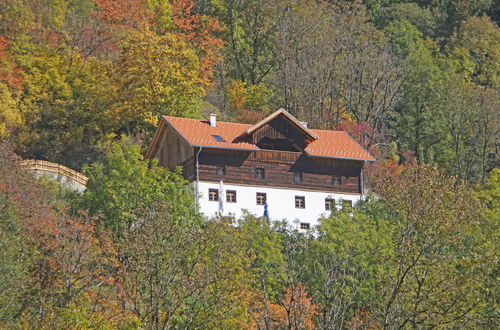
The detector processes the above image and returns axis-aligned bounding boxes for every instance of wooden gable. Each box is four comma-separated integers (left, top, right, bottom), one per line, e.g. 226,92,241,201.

250,115,309,151
240,109,318,152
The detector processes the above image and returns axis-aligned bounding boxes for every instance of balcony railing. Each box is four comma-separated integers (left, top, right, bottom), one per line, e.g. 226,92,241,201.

250,150,302,163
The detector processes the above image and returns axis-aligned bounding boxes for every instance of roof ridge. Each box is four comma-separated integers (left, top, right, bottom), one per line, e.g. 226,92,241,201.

163,115,252,126
150,114,375,162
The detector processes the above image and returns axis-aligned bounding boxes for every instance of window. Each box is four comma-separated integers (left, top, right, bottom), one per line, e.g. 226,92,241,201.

332,175,341,185
256,192,266,205
216,165,226,176
293,171,303,183
256,168,265,179
208,189,219,201
341,199,352,210
325,198,335,211
226,190,237,203
212,134,226,142
300,222,310,230
295,196,305,208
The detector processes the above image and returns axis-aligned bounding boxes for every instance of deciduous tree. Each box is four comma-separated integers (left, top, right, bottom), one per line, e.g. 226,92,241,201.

111,29,205,132
370,161,482,327
78,139,199,237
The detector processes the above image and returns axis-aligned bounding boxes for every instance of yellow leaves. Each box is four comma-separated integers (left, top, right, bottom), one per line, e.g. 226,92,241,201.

449,16,500,88
111,29,205,128
338,104,355,123
0,82,21,140
227,80,247,110
144,111,159,127
226,80,275,123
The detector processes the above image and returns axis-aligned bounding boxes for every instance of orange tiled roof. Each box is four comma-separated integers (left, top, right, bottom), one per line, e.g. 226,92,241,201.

159,115,375,162
163,116,259,151
305,129,375,161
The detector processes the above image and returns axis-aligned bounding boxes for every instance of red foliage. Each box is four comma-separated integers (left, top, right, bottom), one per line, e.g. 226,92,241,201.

0,143,121,316
236,109,266,124
348,306,380,329
280,282,318,329
94,0,149,28
26,211,120,307
247,282,318,329
0,34,23,89
172,0,224,82
334,121,379,149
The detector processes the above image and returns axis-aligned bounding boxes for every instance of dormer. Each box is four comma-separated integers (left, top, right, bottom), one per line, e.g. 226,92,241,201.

238,109,318,152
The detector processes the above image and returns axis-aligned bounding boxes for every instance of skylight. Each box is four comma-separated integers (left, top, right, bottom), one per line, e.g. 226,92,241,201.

212,135,226,142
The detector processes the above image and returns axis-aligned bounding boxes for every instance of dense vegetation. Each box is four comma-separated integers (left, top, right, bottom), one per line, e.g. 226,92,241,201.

0,0,498,328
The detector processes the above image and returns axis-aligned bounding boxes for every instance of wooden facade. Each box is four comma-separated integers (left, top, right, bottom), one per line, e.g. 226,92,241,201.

152,111,367,195
155,124,193,170
192,149,362,194
241,115,314,152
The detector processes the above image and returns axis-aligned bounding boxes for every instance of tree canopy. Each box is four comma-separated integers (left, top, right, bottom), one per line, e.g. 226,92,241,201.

0,0,498,327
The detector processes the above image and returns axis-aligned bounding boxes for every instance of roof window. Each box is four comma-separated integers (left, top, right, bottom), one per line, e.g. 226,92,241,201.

212,135,226,142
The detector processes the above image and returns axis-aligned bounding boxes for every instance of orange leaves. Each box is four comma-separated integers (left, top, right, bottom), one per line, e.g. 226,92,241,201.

0,34,23,89
0,145,120,315
94,0,149,29
280,282,318,330
172,0,224,82
247,283,318,329
25,210,121,314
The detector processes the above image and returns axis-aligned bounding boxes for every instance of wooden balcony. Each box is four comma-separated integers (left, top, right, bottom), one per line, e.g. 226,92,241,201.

249,150,303,164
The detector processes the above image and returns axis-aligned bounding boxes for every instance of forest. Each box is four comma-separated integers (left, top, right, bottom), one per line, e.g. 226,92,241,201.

0,0,498,328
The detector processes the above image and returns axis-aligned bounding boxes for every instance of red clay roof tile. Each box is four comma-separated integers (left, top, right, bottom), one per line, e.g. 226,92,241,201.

160,115,375,162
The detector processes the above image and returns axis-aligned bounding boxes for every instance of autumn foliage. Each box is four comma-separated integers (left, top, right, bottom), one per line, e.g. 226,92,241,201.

172,0,224,81
0,0,498,327
248,282,318,329
0,35,23,89
94,0,149,28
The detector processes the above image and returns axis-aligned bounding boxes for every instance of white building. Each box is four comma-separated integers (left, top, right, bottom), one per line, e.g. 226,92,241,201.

146,109,374,229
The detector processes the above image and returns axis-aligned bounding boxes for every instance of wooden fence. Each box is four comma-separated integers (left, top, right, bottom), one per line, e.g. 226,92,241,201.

20,159,88,186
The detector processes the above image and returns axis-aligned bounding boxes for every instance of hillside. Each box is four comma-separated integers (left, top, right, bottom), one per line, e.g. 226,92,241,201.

0,0,498,328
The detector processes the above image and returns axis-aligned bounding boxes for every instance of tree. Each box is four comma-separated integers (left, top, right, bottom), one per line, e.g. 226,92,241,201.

375,2,445,38
94,0,150,29
111,29,205,132
448,15,500,88
272,0,401,132
226,80,274,123
0,82,21,140
14,49,115,169
306,202,394,328
0,35,23,140
171,0,224,82
471,169,500,327
386,20,449,163
25,212,121,327
237,214,286,328
118,208,253,328
0,144,34,326
249,282,317,329
209,0,277,84
436,74,499,183
0,143,126,328
369,160,482,327
78,139,199,237
0,35,23,89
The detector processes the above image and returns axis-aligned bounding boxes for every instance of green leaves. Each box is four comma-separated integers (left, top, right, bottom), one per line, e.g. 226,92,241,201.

78,138,200,237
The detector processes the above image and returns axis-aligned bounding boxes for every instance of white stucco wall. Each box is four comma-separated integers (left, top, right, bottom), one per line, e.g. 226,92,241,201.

196,181,362,229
